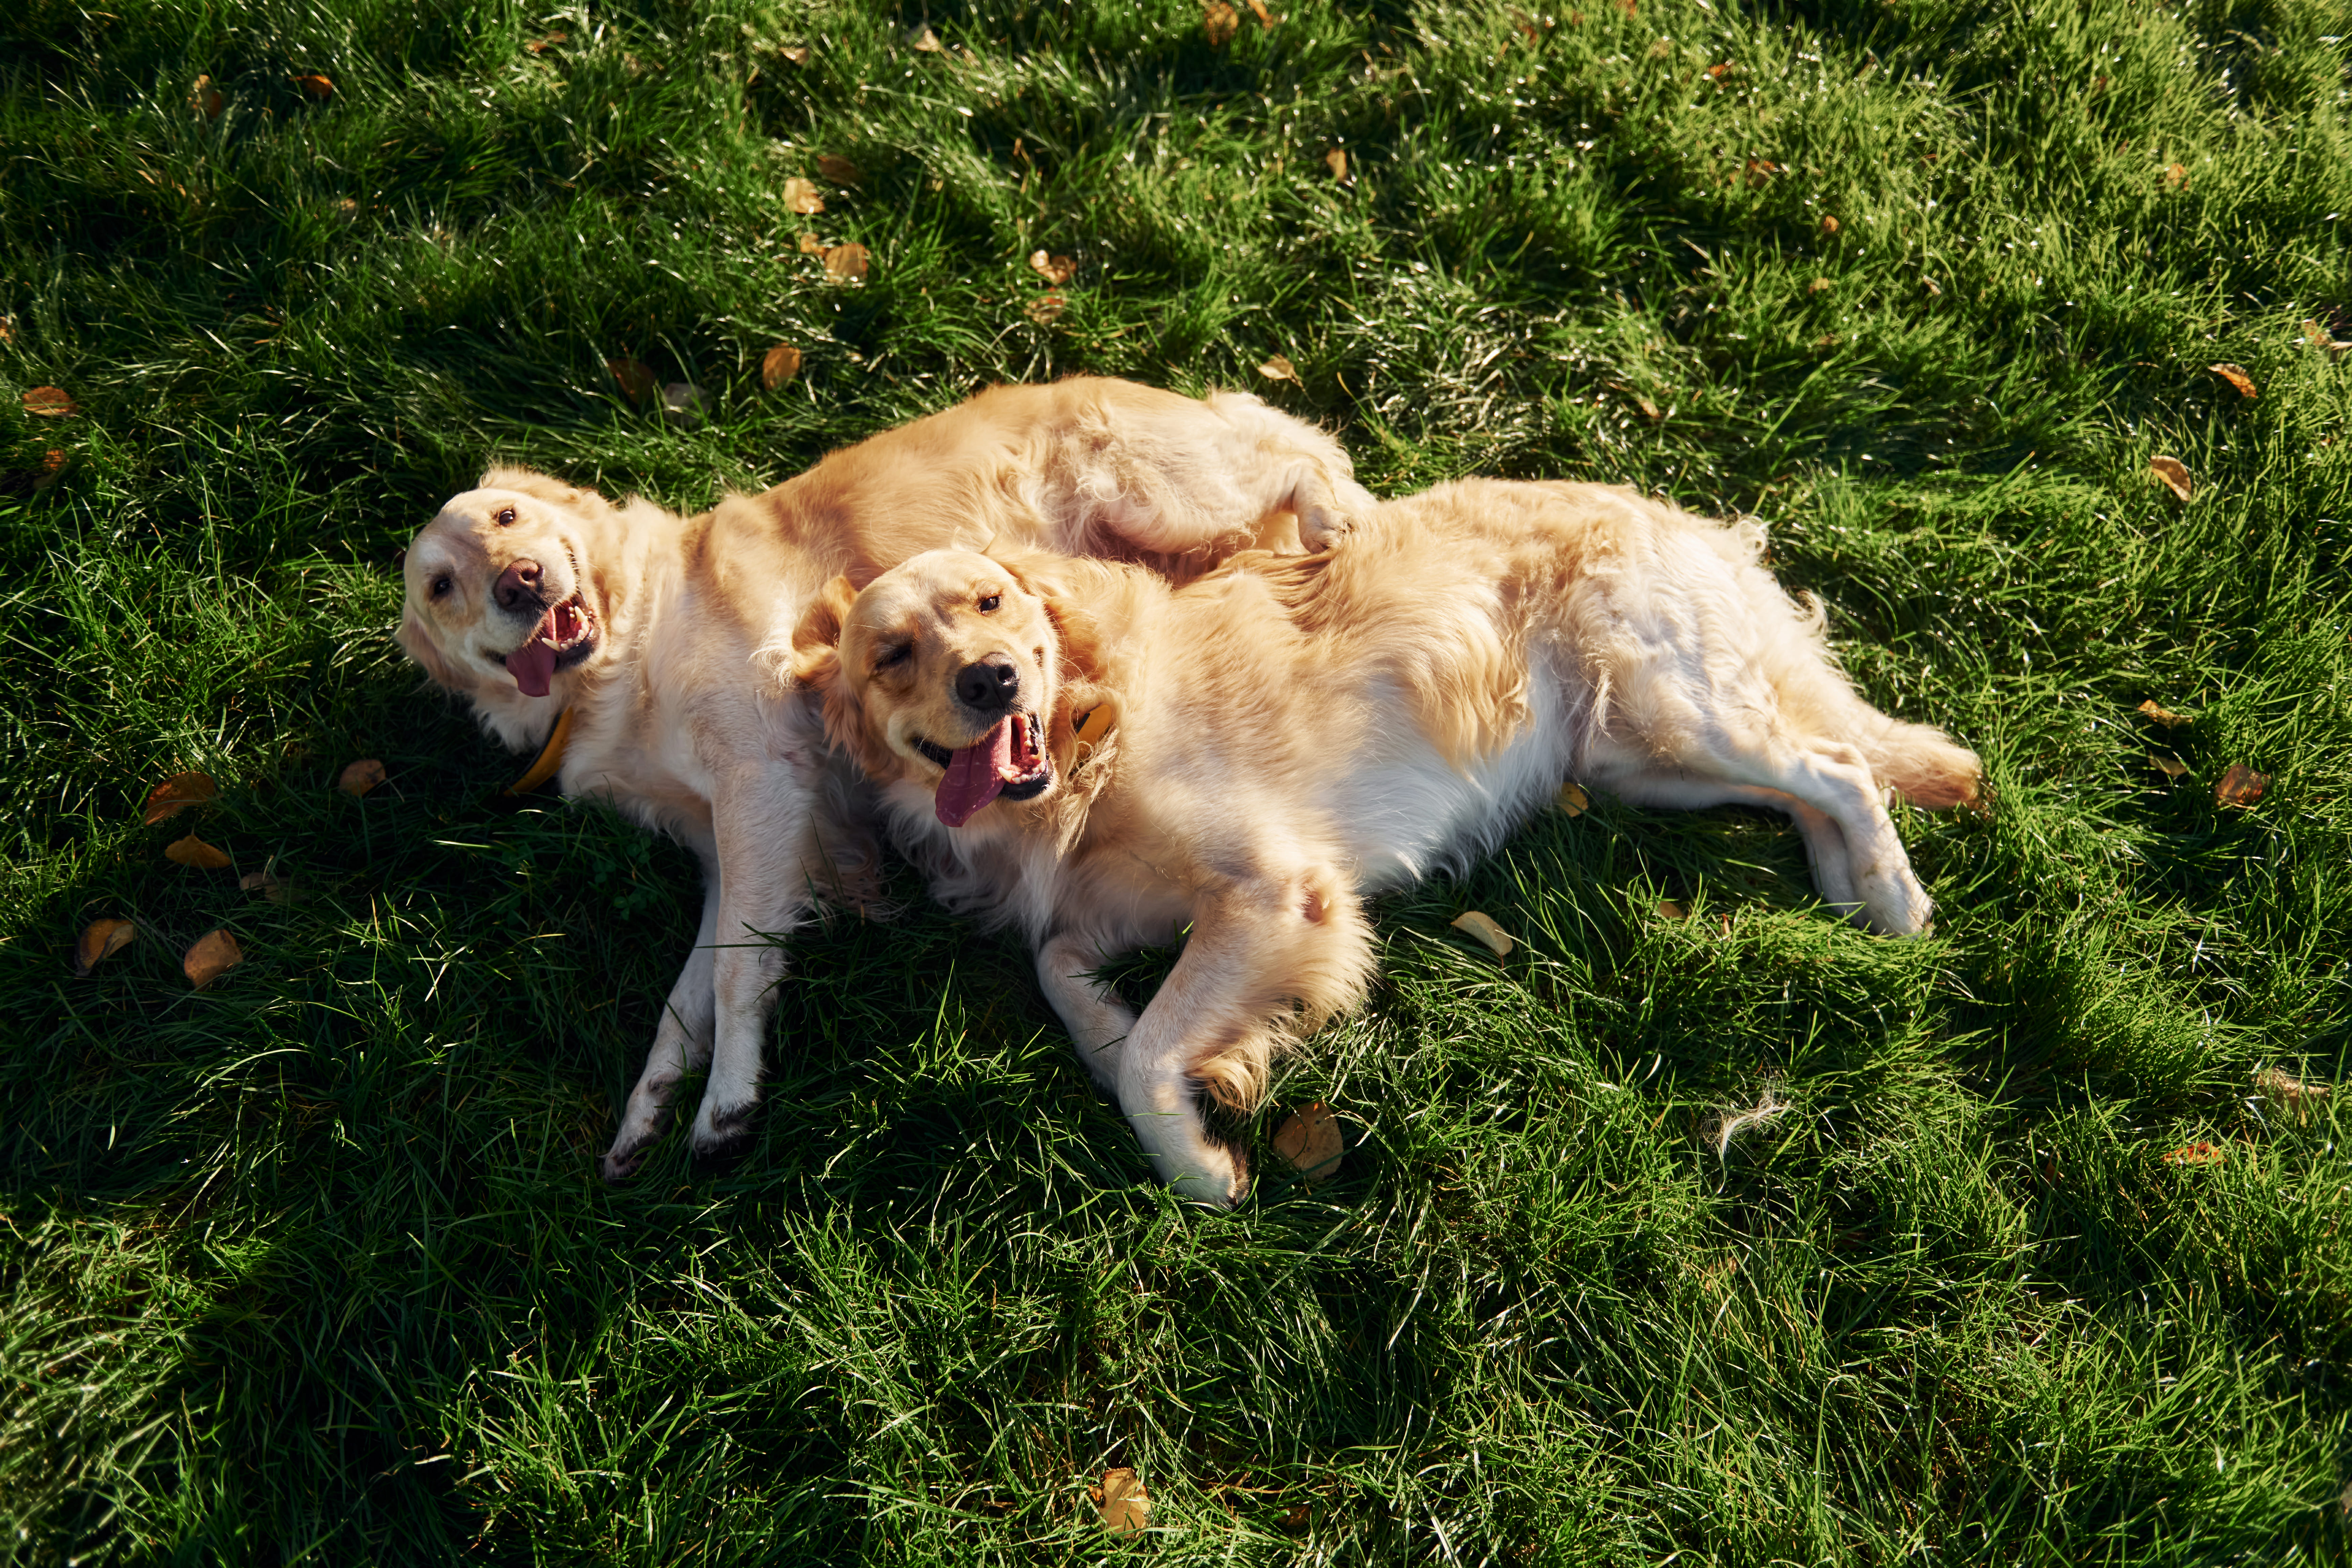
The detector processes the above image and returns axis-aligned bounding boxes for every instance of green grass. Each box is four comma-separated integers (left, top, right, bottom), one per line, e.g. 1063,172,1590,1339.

3,0,2350,1560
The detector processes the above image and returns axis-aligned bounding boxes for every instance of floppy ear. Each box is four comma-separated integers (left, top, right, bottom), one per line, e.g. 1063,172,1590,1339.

788,574,860,691
997,551,1109,686
479,465,598,509
397,606,466,692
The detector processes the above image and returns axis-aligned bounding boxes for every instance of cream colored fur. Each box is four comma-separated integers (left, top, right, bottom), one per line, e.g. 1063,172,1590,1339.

395,377,1373,1178
795,479,1980,1206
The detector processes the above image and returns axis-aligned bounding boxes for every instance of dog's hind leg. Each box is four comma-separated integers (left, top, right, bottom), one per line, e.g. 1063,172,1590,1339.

603,861,720,1182
1600,773,1862,922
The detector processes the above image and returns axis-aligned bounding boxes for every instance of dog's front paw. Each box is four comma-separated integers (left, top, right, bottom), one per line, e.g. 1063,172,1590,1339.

1161,1143,1250,1209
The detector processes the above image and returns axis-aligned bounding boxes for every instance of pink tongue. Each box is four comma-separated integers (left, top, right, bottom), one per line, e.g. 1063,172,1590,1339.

935,721,1013,827
508,609,559,697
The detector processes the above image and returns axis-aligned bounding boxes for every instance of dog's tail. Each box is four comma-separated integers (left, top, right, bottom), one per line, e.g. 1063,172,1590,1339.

1857,717,1982,809
1760,590,1983,809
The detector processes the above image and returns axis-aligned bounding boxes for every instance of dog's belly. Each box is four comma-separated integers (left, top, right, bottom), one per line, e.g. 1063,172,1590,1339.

1333,664,1575,893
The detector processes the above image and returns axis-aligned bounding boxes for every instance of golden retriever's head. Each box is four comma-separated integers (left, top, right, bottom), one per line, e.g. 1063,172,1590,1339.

793,549,1105,828
398,467,614,713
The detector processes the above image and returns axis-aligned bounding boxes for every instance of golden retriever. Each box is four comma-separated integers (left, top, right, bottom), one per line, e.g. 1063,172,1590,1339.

791,478,1980,1205
397,377,1373,1178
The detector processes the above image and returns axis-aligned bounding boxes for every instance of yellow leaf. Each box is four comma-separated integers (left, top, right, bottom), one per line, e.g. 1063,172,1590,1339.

797,231,826,256
2136,699,2187,727
2302,318,2351,358
783,177,824,216
74,919,135,976
337,758,385,796
2208,363,2257,399
1325,147,1348,182
823,242,870,282
2148,455,2192,502
191,76,223,118
761,343,803,389
2161,1141,2221,1167
1557,781,1589,817
22,386,78,418
183,929,243,989
1818,214,1839,234
1026,249,1075,286
1247,0,1274,24
1023,293,1067,325
2214,763,2268,808
778,44,810,64
293,73,334,100
1272,1101,1344,1184
1257,354,1298,384
166,833,232,870
1099,1468,1151,1535
908,24,944,51
2151,753,2188,779
524,31,568,54
1450,909,1513,957
816,153,861,185
2162,162,2188,190
142,770,219,824
1204,2,1239,46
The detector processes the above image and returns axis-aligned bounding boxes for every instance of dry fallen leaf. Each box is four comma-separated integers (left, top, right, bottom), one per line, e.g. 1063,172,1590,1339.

607,358,656,404
783,177,825,216
823,242,870,282
2137,699,2187,727
1272,1101,1344,1184
2161,1141,2222,1167
22,387,78,418
240,862,297,903
74,918,135,976
1807,276,1833,294
166,833,233,870
1023,293,1067,325
1099,1468,1151,1535
1706,61,1734,78
2151,753,2189,779
524,31,568,54
2148,455,2192,501
1818,214,1839,234
1655,899,1688,921
142,771,219,824
1450,909,1514,957
908,24,944,51
1027,249,1075,286
1204,2,1240,46
1325,147,1348,182
1633,393,1663,420
337,758,385,796
816,153,862,185
778,44,810,64
661,382,706,427
1257,354,1299,384
2254,1066,2328,1120
2208,362,2257,399
1557,781,1590,817
191,75,224,118
2302,319,2350,358
2214,763,2268,808
293,73,334,100
762,343,803,389
797,231,826,256
183,929,243,990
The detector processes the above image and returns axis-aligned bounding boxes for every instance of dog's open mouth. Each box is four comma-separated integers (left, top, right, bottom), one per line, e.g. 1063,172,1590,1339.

922,711,1051,827
498,595,597,697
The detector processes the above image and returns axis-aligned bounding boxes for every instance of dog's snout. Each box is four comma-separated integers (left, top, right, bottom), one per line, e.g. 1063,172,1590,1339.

954,655,1019,712
493,559,543,614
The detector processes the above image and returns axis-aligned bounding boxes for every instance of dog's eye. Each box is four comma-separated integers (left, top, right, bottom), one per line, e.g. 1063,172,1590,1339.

874,643,912,671
977,594,1001,614
430,574,453,599
495,507,516,527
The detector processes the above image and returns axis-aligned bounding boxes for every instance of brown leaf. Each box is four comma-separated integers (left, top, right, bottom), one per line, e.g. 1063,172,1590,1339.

2137,699,2187,727
74,919,135,976
823,242,870,282
2148,455,2192,502
2163,161,2188,190
1247,0,1274,24
1099,1468,1151,1535
524,31,569,54
1204,2,1240,46
2254,1066,2329,1121
761,343,803,389
22,386,78,418
909,24,944,51
816,153,862,185
1556,781,1589,817
1818,214,1839,235
1256,354,1299,384
1706,61,1734,78
2151,753,2189,779
783,177,825,216
142,771,219,824
2214,763,2268,808
293,73,334,100
192,76,224,118
1632,393,1663,420
1324,147,1348,182
607,358,656,404
1026,249,1075,286
337,758,386,796
1807,277,1833,294
2301,319,2350,358
1023,293,1067,326
1655,899,1688,921
166,833,233,870
2208,363,2257,399
1273,1101,1345,1184
778,44,810,64
1450,909,1514,957
36,448,66,487
240,862,298,904
1618,0,1636,16
1744,157,1776,186
797,231,826,256
182,929,243,990
2161,1141,2221,1167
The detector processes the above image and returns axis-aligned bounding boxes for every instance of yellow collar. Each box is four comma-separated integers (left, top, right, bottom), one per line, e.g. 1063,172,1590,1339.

504,707,574,796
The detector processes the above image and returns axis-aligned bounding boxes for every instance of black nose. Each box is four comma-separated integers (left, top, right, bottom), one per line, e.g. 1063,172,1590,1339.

494,559,543,613
954,656,1019,713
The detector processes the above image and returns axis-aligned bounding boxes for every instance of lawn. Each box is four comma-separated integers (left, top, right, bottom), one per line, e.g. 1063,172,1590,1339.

3,0,2349,1561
